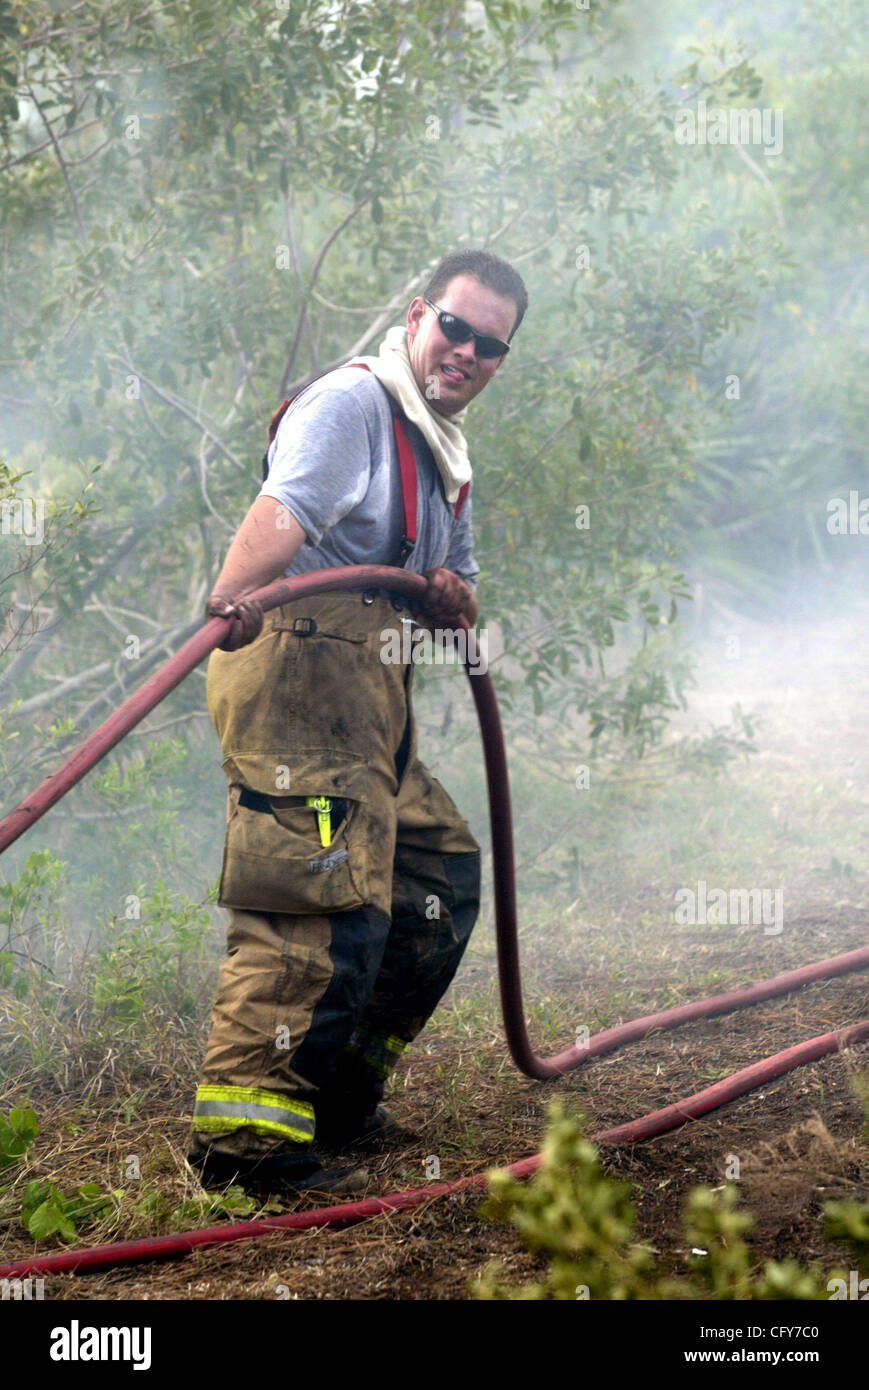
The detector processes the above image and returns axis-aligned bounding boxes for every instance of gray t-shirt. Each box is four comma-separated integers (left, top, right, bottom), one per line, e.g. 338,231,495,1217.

259,367,479,591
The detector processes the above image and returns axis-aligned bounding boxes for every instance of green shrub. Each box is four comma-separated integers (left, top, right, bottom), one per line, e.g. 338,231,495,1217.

471,1102,865,1301
89,881,213,1020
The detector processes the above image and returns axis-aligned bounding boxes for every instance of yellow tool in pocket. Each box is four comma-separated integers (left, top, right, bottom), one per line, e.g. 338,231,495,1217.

305,795,332,847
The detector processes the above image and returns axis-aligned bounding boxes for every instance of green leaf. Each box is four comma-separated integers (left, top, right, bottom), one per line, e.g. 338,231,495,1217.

26,1197,77,1243
0,1106,39,1168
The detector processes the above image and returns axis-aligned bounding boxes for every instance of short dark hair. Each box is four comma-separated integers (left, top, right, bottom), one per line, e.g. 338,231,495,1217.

422,250,529,342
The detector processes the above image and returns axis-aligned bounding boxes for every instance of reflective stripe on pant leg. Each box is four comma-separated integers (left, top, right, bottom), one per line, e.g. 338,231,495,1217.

192,1084,315,1143
342,1025,409,1080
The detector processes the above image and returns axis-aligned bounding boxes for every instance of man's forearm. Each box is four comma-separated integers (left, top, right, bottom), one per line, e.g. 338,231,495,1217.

211,496,308,599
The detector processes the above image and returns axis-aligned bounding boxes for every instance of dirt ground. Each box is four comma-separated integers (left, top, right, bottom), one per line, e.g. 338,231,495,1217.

1,603,868,1299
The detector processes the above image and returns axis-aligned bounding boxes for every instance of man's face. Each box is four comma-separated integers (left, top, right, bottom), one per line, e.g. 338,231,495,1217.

405,274,517,417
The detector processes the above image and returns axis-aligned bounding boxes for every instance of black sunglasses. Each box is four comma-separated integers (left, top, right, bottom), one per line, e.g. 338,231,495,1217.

423,297,511,358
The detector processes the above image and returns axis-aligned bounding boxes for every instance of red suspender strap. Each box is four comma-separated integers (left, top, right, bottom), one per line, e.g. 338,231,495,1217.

263,366,467,544
267,399,291,447
262,397,292,481
391,408,418,548
354,362,416,550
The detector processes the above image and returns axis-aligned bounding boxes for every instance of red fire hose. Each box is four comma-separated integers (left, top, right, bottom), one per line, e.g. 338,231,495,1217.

0,564,866,1278
1,1016,867,1279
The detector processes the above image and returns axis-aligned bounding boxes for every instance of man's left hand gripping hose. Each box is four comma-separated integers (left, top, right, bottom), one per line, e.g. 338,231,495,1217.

205,593,266,651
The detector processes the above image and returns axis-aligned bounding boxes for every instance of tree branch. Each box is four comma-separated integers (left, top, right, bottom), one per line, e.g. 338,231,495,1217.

277,199,368,398
25,84,87,248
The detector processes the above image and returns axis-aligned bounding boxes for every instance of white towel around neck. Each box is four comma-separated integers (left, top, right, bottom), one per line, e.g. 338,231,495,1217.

345,325,471,505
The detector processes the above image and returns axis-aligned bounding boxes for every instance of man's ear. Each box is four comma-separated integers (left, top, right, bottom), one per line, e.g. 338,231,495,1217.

406,296,426,338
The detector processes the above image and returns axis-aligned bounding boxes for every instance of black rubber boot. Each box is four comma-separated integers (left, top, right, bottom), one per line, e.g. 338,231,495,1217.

187,1139,369,1196
314,1102,418,1152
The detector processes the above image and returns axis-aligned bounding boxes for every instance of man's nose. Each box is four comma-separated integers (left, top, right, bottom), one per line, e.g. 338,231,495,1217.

454,338,477,365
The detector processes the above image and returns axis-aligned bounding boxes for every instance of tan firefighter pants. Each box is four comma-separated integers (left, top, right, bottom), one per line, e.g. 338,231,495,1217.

191,589,481,1153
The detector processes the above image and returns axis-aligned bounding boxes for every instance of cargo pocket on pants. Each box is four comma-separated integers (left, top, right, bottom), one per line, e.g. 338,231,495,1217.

217,774,370,916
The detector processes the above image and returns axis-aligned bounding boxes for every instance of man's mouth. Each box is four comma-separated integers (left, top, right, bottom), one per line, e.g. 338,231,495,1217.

440,363,469,384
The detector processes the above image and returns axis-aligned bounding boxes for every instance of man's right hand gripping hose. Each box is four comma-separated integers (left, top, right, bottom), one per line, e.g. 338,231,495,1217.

407,566,476,627
205,593,266,651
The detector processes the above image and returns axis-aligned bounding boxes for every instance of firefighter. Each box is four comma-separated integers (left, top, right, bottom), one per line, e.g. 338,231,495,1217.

187,249,528,1194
